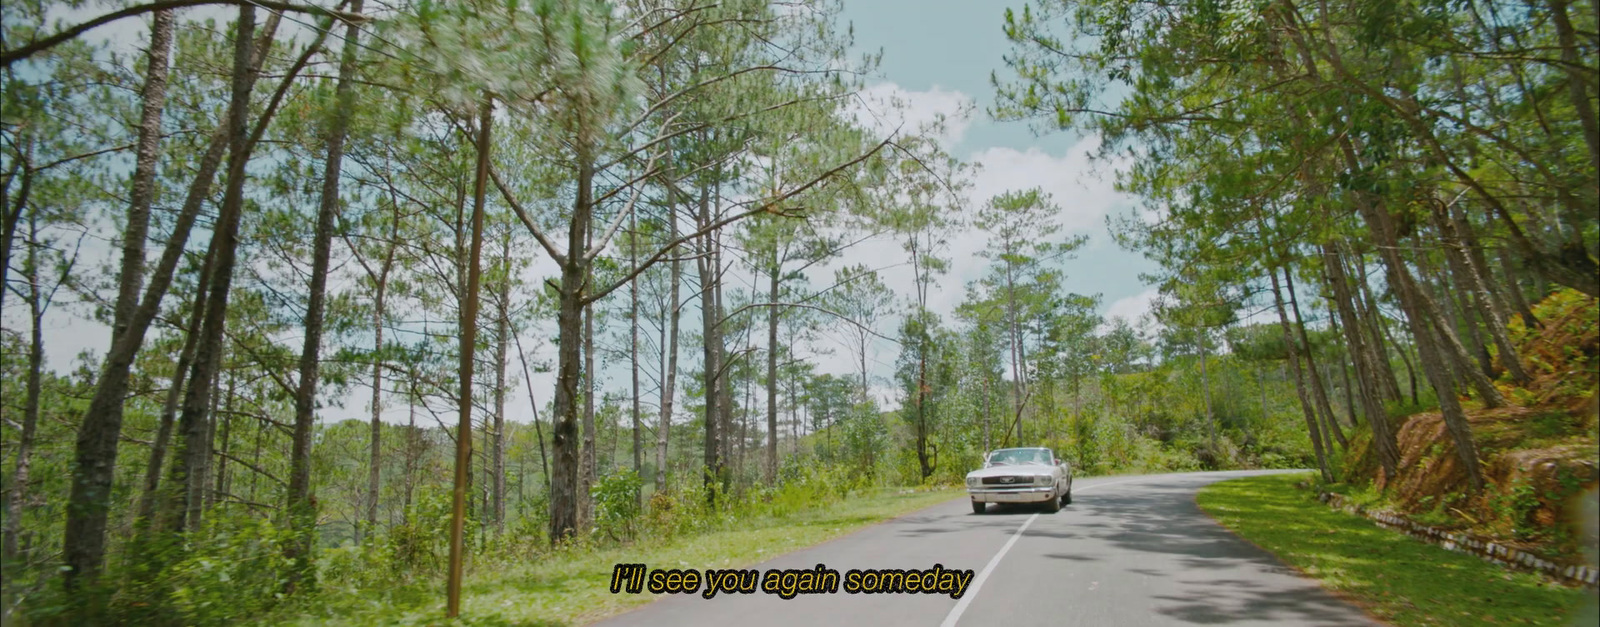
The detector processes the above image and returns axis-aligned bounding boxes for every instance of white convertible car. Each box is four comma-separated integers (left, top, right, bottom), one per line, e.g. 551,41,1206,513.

965,447,1073,514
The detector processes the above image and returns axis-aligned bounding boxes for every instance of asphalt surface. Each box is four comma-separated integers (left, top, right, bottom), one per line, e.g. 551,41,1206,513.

592,470,1377,627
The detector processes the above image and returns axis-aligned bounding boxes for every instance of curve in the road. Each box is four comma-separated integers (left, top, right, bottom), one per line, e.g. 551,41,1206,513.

593,470,1377,627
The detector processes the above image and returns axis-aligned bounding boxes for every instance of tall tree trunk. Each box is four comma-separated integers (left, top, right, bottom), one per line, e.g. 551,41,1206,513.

133,242,214,533
739,356,753,488
1268,266,1332,482
492,236,510,533
1355,249,1419,405
1336,337,1359,426
656,206,680,493
1198,337,1217,455
112,8,174,346
1452,204,1510,331
1421,224,1496,384
511,317,550,492
402,394,416,524
446,96,492,617
63,12,280,588
765,260,780,484
1463,293,1498,380
1285,265,1347,450
286,0,363,586
576,211,600,526
1547,0,1600,173
1498,248,1541,328
981,374,991,452
1437,246,1497,382
859,335,870,406
910,243,935,480
630,206,643,501
1345,206,1501,410
0,148,32,313
1414,268,1507,408
2,215,47,567
364,254,390,542
1004,261,1025,442
1454,205,1526,335
1343,139,1487,490
789,360,799,456
1379,310,1420,406
163,4,269,538
249,414,264,503
197,370,220,512
580,273,597,526
1323,241,1400,479
479,417,491,546
915,332,933,480
1436,201,1531,383
547,150,595,543
362,198,398,542
1349,248,1404,401
717,271,735,479
1396,269,1489,491
210,374,234,510
697,181,726,505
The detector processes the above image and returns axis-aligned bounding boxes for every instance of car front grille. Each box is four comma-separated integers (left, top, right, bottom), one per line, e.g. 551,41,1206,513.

981,475,1035,485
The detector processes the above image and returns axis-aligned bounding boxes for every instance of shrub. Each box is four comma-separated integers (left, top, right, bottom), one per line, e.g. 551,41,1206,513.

384,487,457,576
157,511,295,625
1504,287,1600,408
591,468,644,541
761,462,845,519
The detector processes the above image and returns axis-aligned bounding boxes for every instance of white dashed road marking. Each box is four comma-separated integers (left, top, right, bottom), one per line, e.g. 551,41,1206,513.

939,476,1149,627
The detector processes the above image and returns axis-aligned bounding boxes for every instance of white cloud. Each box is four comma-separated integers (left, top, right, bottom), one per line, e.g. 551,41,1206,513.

967,136,1132,236
849,82,975,150
1104,288,1158,326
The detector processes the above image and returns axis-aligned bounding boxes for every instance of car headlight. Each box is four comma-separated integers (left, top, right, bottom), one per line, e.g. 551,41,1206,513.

1034,475,1052,485
966,476,979,487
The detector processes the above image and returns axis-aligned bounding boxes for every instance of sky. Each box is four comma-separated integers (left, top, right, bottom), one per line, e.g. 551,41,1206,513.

831,0,1160,339
10,0,1161,425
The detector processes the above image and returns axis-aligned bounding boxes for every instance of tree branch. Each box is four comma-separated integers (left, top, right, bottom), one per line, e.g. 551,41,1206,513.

489,166,567,265
2,0,370,67
27,143,135,173
585,136,892,305
584,117,676,263
715,301,900,344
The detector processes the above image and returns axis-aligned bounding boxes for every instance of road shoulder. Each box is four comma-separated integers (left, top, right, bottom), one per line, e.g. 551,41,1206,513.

1198,473,1594,627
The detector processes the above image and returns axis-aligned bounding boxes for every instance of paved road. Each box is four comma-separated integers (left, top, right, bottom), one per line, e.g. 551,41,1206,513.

593,470,1377,627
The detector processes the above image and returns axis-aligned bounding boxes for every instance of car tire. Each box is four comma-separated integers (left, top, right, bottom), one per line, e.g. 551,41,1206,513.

1063,486,1072,505
972,501,986,514
1043,490,1062,513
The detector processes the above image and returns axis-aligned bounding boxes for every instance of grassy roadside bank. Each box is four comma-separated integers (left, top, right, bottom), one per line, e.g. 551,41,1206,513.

1197,473,1596,626
264,488,961,626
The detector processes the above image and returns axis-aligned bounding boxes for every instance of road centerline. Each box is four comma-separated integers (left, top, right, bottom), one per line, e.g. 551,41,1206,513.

937,475,1149,627
939,512,1039,627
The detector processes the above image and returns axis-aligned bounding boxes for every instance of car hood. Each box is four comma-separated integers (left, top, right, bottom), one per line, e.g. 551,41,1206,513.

966,464,1054,478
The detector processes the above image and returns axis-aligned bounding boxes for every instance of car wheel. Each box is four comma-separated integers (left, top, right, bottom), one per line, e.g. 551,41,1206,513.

1043,490,1062,513
972,500,986,514
1063,486,1072,505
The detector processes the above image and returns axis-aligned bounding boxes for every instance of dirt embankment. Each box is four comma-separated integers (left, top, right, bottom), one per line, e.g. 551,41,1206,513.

1357,289,1599,562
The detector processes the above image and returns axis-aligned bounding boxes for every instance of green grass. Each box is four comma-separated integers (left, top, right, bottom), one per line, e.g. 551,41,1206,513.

1197,473,1598,627
265,488,961,626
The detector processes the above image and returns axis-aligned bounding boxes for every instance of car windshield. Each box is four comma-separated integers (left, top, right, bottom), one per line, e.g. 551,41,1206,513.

986,449,1050,466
